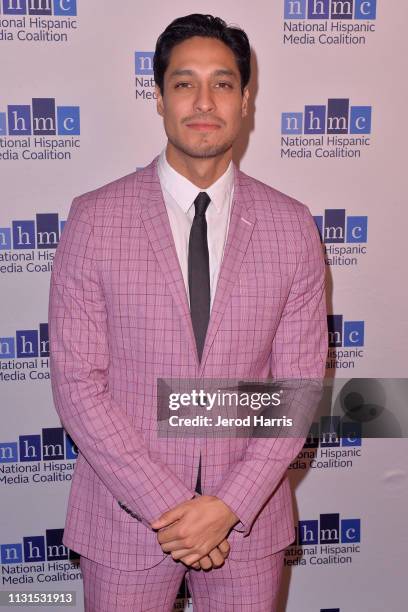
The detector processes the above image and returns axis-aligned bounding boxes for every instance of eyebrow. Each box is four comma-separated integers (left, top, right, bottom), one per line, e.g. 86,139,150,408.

168,68,238,79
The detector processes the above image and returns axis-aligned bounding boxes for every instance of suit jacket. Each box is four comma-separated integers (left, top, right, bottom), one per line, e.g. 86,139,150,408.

48,156,328,570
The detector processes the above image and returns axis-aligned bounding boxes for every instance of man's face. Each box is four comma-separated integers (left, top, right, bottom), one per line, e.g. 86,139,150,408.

156,36,249,159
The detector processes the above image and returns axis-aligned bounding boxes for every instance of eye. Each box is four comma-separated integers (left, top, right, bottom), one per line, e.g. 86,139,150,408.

175,82,192,89
216,82,233,89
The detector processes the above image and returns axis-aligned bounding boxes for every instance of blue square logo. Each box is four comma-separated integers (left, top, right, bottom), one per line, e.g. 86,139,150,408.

0,442,18,463
284,0,306,18
304,105,326,134
2,0,27,14
341,518,360,543
53,0,77,16
355,0,376,19
1,543,23,564
57,106,80,135
327,98,349,134
16,329,38,358
308,0,330,19
0,112,7,135
281,112,303,134
36,213,59,249
347,216,367,243
32,98,56,136
298,520,318,545
328,314,343,347
0,227,12,250
19,435,42,462
341,422,362,446
330,0,353,19
320,513,339,544
0,337,15,358
13,220,35,249
28,0,52,15
350,106,371,134
42,428,64,460
135,51,154,75
8,105,31,136
46,529,68,560
344,320,364,347
324,209,346,243
24,536,45,562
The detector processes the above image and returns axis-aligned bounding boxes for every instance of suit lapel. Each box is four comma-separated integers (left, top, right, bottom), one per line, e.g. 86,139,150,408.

198,166,255,374
139,158,199,366
138,157,256,373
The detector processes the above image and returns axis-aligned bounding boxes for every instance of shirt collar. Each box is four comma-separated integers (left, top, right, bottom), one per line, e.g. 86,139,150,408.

157,147,234,214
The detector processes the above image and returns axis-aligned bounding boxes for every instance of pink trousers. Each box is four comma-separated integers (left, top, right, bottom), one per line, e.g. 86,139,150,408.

80,549,285,611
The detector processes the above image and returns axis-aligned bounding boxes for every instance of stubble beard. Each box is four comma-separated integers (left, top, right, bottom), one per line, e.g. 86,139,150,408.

167,133,234,160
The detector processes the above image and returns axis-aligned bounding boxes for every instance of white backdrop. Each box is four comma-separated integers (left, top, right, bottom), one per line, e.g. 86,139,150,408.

1,1,407,610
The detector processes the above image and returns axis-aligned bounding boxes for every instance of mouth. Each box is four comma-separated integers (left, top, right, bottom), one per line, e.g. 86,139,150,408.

185,122,221,131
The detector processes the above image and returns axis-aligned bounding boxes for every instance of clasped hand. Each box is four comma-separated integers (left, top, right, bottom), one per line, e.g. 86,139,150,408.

150,495,239,570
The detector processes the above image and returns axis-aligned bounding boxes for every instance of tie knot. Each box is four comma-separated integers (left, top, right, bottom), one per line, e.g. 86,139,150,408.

193,192,211,217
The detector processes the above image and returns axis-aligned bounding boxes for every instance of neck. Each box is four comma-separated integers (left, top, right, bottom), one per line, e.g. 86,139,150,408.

165,142,231,189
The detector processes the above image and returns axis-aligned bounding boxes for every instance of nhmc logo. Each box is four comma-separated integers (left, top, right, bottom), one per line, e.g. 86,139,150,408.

0,213,65,250
135,51,154,75
0,98,80,136
282,99,371,135
321,609,340,612
328,315,364,348
296,514,360,545
305,416,361,448
0,428,77,463
284,0,376,19
0,323,48,358
0,0,77,16
314,210,368,244
0,529,78,564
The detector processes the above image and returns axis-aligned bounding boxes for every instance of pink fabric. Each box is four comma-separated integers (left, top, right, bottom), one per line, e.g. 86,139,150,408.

80,550,285,612
48,156,327,571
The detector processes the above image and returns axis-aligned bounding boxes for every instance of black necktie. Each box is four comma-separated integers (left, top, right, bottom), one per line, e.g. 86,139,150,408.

188,191,211,495
188,191,211,363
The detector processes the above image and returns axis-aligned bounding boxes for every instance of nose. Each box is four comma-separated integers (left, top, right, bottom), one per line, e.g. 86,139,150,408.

193,83,215,114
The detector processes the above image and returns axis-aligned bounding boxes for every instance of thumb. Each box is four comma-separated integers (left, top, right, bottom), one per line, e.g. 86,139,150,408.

150,507,184,529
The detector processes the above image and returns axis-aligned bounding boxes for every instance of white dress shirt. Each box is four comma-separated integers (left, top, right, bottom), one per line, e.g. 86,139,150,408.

157,148,234,311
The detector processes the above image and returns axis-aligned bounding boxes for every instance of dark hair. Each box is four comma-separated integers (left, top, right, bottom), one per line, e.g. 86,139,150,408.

153,14,251,95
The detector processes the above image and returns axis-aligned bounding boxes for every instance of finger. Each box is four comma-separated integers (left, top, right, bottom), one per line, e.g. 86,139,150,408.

170,548,194,561
217,539,231,558
158,521,179,531
178,552,201,566
159,538,192,552
151,508,185,530
208,548,225,568
198,556,213,571
191,561,201,570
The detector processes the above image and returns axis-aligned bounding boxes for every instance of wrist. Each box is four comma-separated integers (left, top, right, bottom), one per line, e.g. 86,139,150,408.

217,497,239,527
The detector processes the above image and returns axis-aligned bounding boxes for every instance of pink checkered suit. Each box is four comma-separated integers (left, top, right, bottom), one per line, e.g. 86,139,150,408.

48,156,327,572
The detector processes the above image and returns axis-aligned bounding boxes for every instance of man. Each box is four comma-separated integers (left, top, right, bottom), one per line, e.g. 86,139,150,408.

48,13,327,612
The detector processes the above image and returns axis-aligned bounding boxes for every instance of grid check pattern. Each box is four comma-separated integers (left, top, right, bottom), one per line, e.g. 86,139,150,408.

48,156,327,572
80,549,285,611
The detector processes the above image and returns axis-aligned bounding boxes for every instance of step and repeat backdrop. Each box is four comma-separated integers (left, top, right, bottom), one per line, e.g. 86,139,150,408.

1,1,407,610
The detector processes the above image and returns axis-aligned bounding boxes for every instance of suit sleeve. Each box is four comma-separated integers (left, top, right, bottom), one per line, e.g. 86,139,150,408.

48,196,195,529
214,203,328,536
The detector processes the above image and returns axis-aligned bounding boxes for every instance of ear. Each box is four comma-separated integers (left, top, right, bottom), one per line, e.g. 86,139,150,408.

241,87,249,118
155,85,164,117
